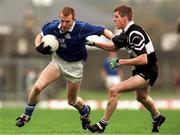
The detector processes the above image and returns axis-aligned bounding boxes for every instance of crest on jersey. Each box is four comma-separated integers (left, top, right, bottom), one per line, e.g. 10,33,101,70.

65,33,71,39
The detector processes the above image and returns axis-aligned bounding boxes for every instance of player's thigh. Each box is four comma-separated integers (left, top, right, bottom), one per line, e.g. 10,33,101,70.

112,75,149,93
66,81,81,101
35,63,61,89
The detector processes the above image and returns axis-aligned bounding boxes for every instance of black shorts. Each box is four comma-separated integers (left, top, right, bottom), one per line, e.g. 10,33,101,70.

132,64,158,86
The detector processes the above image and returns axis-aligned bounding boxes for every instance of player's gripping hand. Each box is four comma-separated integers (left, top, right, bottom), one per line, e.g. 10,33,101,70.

112,33,128,47
85,40,95,46
36,42,52,55
109,58,120,69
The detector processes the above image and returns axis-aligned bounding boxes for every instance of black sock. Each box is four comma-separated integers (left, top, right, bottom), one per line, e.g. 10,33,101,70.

99,119,108,129
152,112,161,121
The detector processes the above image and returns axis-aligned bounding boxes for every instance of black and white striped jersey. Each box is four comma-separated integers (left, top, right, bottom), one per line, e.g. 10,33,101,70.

116,21,157,67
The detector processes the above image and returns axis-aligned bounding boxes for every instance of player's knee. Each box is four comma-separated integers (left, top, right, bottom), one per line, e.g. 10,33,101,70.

109,88,118,99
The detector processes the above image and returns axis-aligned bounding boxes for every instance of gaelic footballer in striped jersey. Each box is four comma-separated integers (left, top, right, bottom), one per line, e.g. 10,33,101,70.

86,5,166,133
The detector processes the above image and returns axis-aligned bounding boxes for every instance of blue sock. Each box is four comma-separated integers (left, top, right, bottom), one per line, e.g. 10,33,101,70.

24,104,36,117
79,105,89,116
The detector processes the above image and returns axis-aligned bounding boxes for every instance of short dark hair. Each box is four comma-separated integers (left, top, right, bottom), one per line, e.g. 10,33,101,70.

114,5,133,21
60,7,75,19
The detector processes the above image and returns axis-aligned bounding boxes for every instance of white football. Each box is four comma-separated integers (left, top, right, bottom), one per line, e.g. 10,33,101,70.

42,34,59,52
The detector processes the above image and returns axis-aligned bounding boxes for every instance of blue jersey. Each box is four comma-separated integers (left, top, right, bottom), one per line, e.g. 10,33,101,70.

103,58,119,76
41,20,104,62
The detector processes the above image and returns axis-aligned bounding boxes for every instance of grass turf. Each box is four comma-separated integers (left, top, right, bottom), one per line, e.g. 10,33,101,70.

56,88,180,100
0,108,180,135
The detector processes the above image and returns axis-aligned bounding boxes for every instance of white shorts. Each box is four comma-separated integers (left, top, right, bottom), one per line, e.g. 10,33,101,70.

50,53,83,83
105,75,121,89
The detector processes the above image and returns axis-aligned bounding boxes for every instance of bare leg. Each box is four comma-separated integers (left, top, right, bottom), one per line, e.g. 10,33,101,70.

86,75,152,133
16,63,61,128
103,75,149,121
66,81,91,130
136,87,158,116
136,86,166,132
66,81,84,110
102,88,119,121
28,63,60,104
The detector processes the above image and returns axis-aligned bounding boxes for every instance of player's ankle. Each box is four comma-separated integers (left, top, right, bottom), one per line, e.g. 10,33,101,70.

79,105,90,116
152,112,161,121
99,119,108,129
21,114,30,120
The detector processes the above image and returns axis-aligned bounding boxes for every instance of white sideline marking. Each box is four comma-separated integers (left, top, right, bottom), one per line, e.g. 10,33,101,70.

38,99,180,110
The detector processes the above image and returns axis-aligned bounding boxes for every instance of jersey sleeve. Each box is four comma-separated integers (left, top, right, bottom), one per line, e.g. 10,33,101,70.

41,22,51,36
79,23,105,38
41,20,59,36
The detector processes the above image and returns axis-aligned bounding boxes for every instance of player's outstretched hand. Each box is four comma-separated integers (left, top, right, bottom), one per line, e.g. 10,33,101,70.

85,40,95,46
36,42,52,55
109,58,120,69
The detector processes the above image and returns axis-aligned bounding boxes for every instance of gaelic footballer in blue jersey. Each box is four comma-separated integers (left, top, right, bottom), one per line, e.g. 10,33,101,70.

41,19,105,62
101,51,124,89
86,5,166,133
16,6,113,130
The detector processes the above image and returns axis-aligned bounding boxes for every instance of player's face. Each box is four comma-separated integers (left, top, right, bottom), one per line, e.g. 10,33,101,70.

113,11,127,29
59,13,75,32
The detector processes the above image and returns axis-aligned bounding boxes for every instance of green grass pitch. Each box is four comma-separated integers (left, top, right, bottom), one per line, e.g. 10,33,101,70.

0,108,180,135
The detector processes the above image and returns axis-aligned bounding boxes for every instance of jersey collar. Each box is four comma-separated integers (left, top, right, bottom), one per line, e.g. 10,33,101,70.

124,21,134,32
58,21,75,33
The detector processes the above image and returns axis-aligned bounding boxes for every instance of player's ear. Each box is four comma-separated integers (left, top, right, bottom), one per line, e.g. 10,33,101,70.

73,16,76,21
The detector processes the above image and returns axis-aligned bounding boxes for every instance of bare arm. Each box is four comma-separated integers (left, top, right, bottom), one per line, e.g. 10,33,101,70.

94,42,117,51
93,29,118,51
102,29,113,40
118,54,148,66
